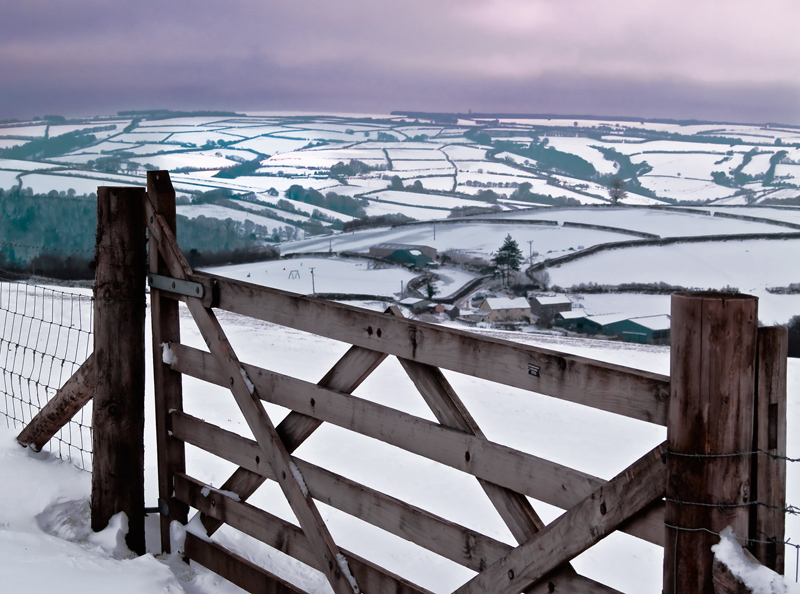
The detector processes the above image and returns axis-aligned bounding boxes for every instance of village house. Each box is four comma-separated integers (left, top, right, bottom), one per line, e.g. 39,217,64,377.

478,295,531,323
528,294,573,319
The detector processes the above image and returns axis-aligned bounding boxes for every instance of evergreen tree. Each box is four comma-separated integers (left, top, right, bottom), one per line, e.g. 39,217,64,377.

492,234,523,285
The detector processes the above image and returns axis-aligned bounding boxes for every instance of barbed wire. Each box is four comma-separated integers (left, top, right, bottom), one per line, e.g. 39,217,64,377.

667,449,800,464
0,277,94,471
666,523,800,582
665,497,800,516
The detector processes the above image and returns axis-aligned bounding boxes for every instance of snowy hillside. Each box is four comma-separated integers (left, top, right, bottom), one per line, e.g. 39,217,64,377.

1,112,798,245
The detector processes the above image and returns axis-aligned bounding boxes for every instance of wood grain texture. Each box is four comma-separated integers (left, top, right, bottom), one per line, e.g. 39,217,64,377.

712,540,763,594
665,292,758,594
91,186,147,555
398,358,621,594
750,326,788,572
453,443,667,594
173,413,508,571
177,473,434,594
17,354,95,451
169,342,664,546
190,271,669,425
184,299,358,594
200,345,388,536
147,171,188,553
168,343,604,511
712,559,756,594
184,533,307,594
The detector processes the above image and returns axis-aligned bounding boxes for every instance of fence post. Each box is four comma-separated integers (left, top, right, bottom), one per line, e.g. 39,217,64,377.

750,325,788,572
664,291,758,593
147,170,188,553
91,186,147,555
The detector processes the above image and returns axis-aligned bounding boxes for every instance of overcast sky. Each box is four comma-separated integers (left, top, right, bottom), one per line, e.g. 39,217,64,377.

1,0,798,124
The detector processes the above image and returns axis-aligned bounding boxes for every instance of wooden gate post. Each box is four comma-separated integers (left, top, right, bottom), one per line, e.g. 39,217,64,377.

664,291,759,593
91,186,147,555
750,325,788,572
147,170,188,553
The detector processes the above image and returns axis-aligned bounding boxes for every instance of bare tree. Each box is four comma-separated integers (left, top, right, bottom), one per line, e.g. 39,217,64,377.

608,176,627,204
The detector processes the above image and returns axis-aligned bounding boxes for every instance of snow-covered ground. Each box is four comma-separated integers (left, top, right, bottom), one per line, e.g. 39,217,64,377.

483,206,793,237
2,310,799,594
546,238,800,325
283,221,628,260
204,257,421,297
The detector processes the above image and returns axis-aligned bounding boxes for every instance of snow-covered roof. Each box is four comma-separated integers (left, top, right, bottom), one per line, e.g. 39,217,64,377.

373,243,431,251
586,313,629,326
557,310,588,320
531,295,572,306
398,297,426,305
483,297,530,310
627,314,671,331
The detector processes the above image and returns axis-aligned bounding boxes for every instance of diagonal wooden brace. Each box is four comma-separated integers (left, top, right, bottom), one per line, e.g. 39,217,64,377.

185,300,359,594
396,350,620,593
17,353,95,452
200,344,387,536
145,198,360,594
452,442,667,594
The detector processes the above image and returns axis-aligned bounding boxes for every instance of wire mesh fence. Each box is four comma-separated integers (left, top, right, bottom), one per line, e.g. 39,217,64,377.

0,276,94,471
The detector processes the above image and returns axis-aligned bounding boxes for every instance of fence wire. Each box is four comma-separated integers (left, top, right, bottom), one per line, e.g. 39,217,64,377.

0,276,94,471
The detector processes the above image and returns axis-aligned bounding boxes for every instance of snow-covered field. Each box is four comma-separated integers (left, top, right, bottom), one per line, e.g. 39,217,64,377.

546,237,800,324
485,206,793,237
2,112,798,234
2,305,799,594
205,257,421,297
284,221,627,260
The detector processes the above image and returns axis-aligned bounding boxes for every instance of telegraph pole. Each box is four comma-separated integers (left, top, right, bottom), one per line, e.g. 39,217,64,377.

309,267,316,295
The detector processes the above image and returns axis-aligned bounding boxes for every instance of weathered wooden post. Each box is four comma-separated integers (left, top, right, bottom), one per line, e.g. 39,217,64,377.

750,326,788,572
147,170,188,553
664,291,758,593
92,186,147,555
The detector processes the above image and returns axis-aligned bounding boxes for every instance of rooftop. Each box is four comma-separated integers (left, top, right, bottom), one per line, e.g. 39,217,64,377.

483,296,530,310
531,295,572,306
627,314,671,331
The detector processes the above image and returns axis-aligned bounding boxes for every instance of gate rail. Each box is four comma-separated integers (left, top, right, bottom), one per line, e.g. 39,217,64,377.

13,170,790,593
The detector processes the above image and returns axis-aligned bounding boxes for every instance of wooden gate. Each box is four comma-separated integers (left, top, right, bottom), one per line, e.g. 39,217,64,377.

17,170,789,593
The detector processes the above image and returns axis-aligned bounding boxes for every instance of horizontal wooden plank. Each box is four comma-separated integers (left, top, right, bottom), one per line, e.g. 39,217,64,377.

169,343,603,511
183,299,357,594
201,345,388,536
454,443,667,594
396,357,625,593
192,271,669,425
177,473,434,594
174,414,509,571
172,411,664,549
184,532,307,594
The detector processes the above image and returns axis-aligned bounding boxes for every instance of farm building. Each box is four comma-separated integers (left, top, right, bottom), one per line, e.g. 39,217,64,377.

369,243,436,269
529,294,573,318
478,296,531,322
603,314,671,344
460,310,491,324
442,304,461,320
397,297,432,314
555,311,604,334
556,312,628,335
